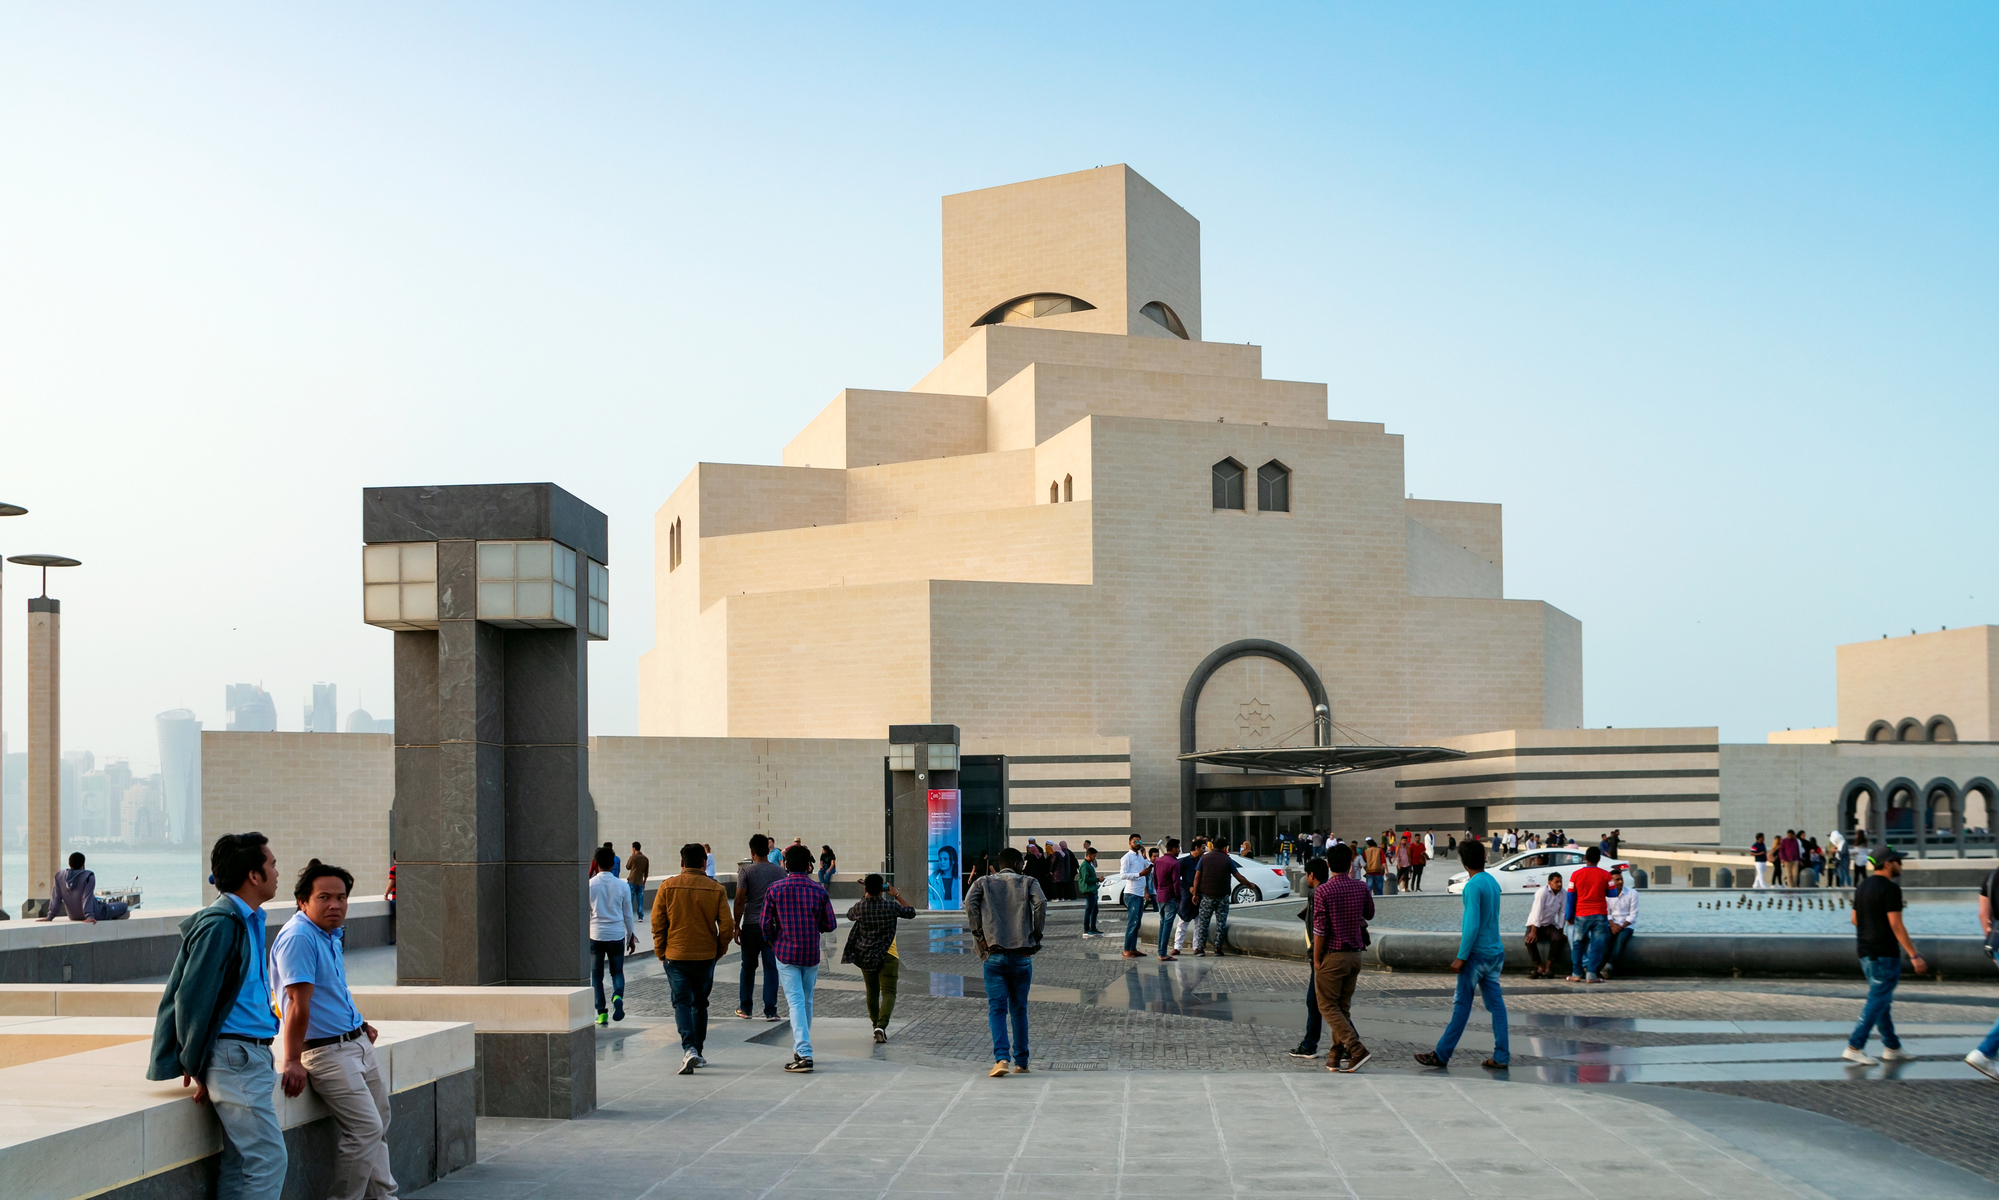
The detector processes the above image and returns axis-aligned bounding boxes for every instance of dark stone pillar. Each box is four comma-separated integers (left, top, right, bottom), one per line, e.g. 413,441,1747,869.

888,724,959,910
366,484,608,986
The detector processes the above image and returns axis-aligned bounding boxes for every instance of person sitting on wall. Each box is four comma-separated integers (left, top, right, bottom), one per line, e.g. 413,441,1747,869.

38,852,130,922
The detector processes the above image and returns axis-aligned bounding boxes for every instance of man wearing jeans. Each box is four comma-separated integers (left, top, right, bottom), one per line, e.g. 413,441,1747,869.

1845,847,1925,1066
1152,838,1185,960
587,846,638,1026
653,842,737,1074
1415,838,1510,1070
1566,847,1613,984
762,844,838,1074
734,835,786,1021
1117,834,1149,958
148,832,287,1200
967,846,1047,1077
1968,862,1999,1081
625,842,650,917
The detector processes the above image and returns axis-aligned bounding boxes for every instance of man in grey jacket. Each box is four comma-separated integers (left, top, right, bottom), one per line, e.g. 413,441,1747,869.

965,846,1047,1078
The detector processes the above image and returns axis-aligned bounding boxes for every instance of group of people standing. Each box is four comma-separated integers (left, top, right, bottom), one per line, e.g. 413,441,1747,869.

1751,829,1849,888
1118,833,1256,961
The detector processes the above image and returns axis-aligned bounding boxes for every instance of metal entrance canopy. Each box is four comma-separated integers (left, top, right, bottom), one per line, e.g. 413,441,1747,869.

1180,743,1465,778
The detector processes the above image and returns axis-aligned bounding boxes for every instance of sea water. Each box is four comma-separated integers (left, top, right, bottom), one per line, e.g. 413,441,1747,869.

2,850,206,917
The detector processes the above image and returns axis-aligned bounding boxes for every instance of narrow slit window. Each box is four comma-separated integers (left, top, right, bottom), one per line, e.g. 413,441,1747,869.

1212,458,1245,510
1257,461,1290,512
1050,481,1060,503
1063,474,1073,502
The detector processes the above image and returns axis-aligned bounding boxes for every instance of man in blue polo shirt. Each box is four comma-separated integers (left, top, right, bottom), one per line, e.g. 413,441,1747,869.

274,860,396,1200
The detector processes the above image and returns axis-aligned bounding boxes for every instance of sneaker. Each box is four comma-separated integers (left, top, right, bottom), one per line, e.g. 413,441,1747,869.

1413,1051,1446,1069
1967,1049,1999,1081
1880,1046,1914,1062
596,1011,609,1027
1287,1045,1317,1059
1340,1050,1372,1073
988,1060,1010,1077
1011,1062,1030,1074
873,1027,887,1044
1841,1046,1878,1066
612,995,624,1022
688,1052,707,1068
678,1053,696,1075
736,1009,752,1020
765,1012,781,1022
784,1056,814,1073
1213,946,1227,957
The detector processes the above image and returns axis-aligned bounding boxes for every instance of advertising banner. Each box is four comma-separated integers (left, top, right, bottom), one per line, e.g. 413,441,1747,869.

927,788,962,910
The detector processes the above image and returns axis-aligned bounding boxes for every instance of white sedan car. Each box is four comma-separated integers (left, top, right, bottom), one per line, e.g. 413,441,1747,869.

1100,854,1293,905
1446,848,1632,895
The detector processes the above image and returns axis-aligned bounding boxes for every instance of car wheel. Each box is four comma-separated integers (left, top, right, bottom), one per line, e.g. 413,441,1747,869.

1231,884,1262,904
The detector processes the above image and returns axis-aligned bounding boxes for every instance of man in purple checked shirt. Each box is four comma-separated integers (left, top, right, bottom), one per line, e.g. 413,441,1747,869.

761,843,838,1074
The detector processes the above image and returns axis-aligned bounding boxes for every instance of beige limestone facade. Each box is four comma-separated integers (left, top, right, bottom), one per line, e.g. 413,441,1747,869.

636,165,1582,844
200,732,395,900
1835,625,1995,744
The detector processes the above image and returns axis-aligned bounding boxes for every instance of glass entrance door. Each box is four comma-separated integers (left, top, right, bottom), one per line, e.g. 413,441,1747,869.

1194,787,1314,857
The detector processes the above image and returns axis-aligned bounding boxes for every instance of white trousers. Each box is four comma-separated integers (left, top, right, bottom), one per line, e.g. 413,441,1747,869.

1752,862,1770,889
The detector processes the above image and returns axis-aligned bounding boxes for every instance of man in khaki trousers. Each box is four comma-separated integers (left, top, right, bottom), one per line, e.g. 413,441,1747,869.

1310,842,1374,1072
275,860,397,1199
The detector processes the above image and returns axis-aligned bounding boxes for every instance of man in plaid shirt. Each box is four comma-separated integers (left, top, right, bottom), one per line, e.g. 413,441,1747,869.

761,844,838,1073
1311,842,1374,1072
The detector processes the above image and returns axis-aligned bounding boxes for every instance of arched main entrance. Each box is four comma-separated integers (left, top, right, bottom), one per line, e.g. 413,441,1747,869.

1179,639,1332,842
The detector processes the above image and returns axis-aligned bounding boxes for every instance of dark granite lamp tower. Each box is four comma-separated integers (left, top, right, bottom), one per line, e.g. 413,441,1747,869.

362,484,609,986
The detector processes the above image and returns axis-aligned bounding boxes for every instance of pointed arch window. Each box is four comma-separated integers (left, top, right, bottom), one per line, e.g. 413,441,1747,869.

1212,458,1245,510
1063,474,1073,502
1257,460,1291,512
1050,481,1060,503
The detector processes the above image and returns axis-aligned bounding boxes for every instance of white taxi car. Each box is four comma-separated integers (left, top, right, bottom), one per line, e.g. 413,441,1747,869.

1445,848,1632,895
1099,853,1293,906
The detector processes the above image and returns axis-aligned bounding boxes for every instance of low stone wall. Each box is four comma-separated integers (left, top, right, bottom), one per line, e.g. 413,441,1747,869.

0,898,393,985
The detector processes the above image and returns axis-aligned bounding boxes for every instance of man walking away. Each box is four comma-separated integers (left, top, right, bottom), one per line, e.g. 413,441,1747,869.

1845,847,1925,1066
735,834,786,1021
39,852,131,922
966,846,1046,1077
1525,872,1567,979
1310,844,1373,1071
1118,834,1149,959
274,860,395,1200
588,846,638,1025
1415,838,1510,1070
1077,849,1102,936
1751,833,1770,889
148,833,287,1200
1604,867,1638,977
1153,839,1185,960
626,842,650,917
1194,839,1252,956
1567,847,1613,984
655,842,737,1073
763,844,838,1073
1968,860,1999,1081
1288,857,1331,1059
843,874,916,1042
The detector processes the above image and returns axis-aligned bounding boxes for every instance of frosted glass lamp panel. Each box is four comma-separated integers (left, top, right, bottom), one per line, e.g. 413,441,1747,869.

553,583,576,627
514,581,554,620
478,542,517,580
516,541,554,581
365,584,402,622
400,542,437,582
401,583,437,623
363,545,402,584
553,544,576,587
928,745,959,770
479,581,516,619
588,597,608,640
888,746,915,771
588,560,608,602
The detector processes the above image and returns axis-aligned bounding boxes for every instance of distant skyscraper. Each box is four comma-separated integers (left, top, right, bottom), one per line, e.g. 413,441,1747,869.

155,709,201,846
60,750,92,841
224,683,277,731
306,683,337,733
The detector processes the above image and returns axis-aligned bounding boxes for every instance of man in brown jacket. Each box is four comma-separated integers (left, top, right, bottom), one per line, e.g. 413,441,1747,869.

652,842,738,1074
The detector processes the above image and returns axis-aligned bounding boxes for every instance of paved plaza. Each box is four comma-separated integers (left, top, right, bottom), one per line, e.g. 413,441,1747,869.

412,904,1999,1199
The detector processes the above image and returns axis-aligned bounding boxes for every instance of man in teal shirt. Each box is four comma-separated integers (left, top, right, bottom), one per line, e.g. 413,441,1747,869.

1415,839,1510,1069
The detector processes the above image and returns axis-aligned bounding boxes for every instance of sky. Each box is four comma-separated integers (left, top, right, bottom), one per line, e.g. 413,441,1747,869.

0,3,1993,772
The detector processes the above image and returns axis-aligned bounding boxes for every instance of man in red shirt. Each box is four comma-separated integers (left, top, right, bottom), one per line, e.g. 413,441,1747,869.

1567,847,1613,984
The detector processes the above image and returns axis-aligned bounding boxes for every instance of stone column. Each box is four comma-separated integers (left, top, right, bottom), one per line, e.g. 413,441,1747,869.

26,597,60,908
888,724,959,910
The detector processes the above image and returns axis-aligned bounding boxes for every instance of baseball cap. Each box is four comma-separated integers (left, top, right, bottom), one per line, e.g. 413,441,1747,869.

1868,846,1904,866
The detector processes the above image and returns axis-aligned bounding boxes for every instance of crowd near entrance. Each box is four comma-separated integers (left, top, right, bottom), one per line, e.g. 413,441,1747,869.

1195,786,1313,856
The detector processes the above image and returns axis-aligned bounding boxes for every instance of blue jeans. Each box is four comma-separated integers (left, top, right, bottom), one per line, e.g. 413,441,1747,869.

1082,893,1100,933
628,881,645,915
1573,914,1610,978
663,957,716,1054
984,951,1033,1066
1979,1016,1999,1058
1157,902,1182,957
739,927,779,1017
1122,891,1147,952
777,962,817,1058
1367,874,1384,895
1605,926,1634,971
1849,956,1902,1051
1434,951,1510,1065
206,1038,287,1200
590,939,626,1013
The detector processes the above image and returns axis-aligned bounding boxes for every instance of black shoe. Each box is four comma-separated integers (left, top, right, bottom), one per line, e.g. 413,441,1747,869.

1288,1045,1317,1059
784,1055,814,1073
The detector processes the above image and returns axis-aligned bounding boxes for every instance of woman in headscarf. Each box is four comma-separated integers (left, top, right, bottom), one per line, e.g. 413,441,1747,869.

1052,841,1075,900
1022,841,1053,892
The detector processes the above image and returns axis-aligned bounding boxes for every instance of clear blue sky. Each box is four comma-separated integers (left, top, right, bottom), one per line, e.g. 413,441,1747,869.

1,3,1993,769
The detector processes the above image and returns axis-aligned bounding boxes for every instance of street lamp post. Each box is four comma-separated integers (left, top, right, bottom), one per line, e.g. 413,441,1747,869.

8,553,79,915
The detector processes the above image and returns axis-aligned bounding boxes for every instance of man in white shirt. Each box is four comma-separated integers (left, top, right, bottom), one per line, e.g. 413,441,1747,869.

1118,834,1150,959
1603,868,1638,978
587,846,639,1025
1523,872,1567,979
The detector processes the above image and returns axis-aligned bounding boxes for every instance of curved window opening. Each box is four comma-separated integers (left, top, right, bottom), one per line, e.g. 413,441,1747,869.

1049,481,1060,504
1063,474,1073,502
1927,715,1957,743
1140,301,1189,339
1896,717,1926,742
1257,460,1291,512
1865,720,1892,743
1212,458,1245,510
974,293,1096,327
